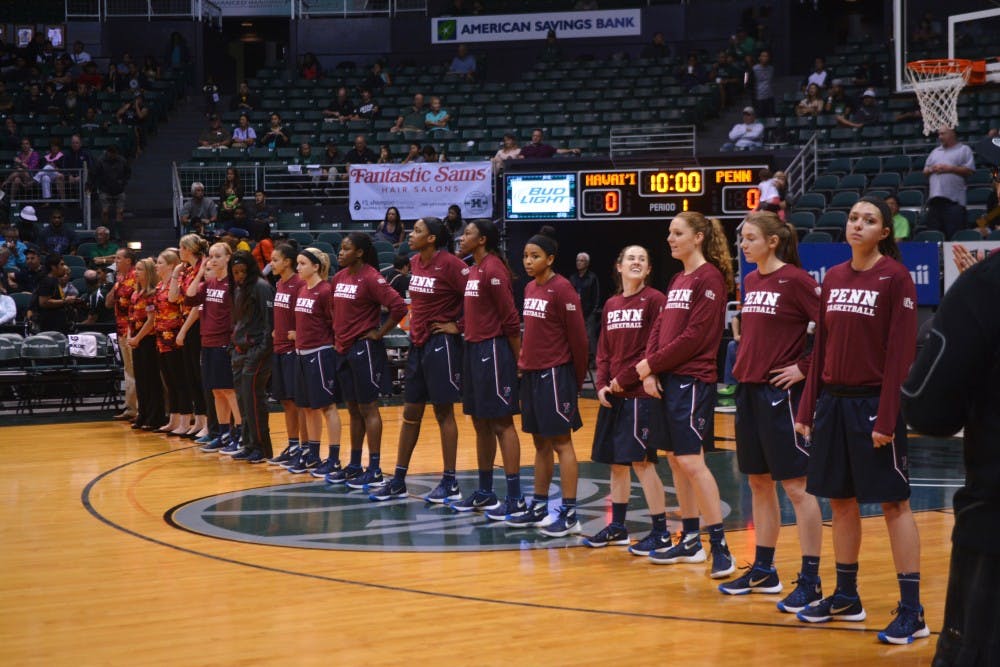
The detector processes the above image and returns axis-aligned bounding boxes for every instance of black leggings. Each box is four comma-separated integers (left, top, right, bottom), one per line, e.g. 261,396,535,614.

232,345,273,457
160,348,192,414
133,336,166,428
181,320,208,415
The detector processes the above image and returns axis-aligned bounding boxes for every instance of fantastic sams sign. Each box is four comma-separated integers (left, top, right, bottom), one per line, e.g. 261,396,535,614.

432,9,642,44
348,162,493,221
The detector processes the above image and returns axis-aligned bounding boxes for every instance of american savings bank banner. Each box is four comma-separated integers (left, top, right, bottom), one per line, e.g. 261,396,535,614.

348,162,493,221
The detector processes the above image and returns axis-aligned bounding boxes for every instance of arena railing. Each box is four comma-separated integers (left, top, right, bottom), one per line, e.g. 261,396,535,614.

294,0,427,17
784,131,819,203
609,124,696,161
66,0,222,23
1,166,91,227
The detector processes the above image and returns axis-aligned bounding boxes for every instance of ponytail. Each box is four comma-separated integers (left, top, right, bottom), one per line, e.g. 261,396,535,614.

677,211,735,293
856,196,902,262
300,246,331,280
346,232,379,269
743,211,802,268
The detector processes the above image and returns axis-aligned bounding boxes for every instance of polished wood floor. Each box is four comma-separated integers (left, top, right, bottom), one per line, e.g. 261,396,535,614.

1,401,947,666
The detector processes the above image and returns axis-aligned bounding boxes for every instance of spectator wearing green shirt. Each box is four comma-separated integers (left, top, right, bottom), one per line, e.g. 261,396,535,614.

886,195,911,240
87,226,120,268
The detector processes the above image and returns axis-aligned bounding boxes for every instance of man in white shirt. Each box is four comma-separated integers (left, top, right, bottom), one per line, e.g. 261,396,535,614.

722,107,764,151
70,41,91,65
924,127,976,239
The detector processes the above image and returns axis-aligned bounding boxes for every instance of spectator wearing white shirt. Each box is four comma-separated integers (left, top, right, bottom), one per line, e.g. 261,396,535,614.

722,107,764,151
492,133,521,171
70,41,91,65
803,57,829,91
0,290,15,325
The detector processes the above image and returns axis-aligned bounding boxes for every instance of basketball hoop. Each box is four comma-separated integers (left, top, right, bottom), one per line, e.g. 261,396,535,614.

905,59,973,136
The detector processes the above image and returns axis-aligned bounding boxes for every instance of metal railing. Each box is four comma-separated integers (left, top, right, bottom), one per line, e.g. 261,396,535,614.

2,166,91,227
784,131,818,203
66,0,222,22
609,124,696,161
295,0,426,17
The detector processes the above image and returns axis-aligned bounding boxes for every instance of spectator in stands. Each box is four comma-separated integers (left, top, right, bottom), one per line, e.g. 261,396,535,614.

424,96,451,134
756,168,787,218
492,133,521,171
344,134,378,164
678,54,707,91
796,83,824,117
198,113,231,149
722,107,764,151
61,134,91,199
539,30,563,63
730,27,757,67
838,88,881,128
885,195,911,240
142,56,161,82
323,87,354,123
261,112,290,149
50,61,74,93
803,56,829,91
179,182,219,234
87,226,119,267
398,142,418,164
569,251,601,365
3,227,27,271
391,93,426,136
1,117,18,150
39,209,77,256
222,227,251,253
711,51,742,110
78,61,104,91
924,127,975,240
12,246,44,293
165,31,190,70
853,55,883,88
641,32,670,60
31,253,77,333
751,50,775,118
79,107,107,133
60,271,79,299
350,88,380,124
93,145,130,231
229,81,259,113
377,145,392,163
444,204,463,237
824,79,848,115
2,137,40,199
375,207,405,247
519,128,580,158
385,255,410,299
78,268,114,325
202,75,220,117
117,92,149,155
246,190,275,238
423,144,445,162
218,167,244,224
58,88,84,125
18,83,48,116
0,279,14,325
447,44,477,81
35,138,66,200
0,246,12,293
70,40,91,65
300,52,321,80
363,60,392,93
0,82,13,115
231,113,256,148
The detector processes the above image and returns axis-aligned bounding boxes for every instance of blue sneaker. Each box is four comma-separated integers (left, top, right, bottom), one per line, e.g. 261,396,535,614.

718,565,783,594
231,449,253,461
245,451,267,464
268,444,299,466
485,495,527,522
627,530,671,556
369,478,407,502
346,467,383,490
649,533,707,564
796,592,867,623
450,490,501,513
219,435,242,456
424,478,462,504
288,448,321,474
710,541,737,579
539,505,582,538
505,501,553,528
777,574,823,613
310,458,341,478
325,464,364,485
877,602,930,645
199,436,225,452
584,523,630,548
194,432,216,445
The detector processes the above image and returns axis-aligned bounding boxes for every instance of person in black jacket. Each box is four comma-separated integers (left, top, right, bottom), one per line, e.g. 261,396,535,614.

569,251,601,365
902,251,1000,665
92,145,130,235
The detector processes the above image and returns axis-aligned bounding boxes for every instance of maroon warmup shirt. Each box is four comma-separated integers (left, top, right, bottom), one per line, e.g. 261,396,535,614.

331,263,407,354
188,277,233,347
518,273,589,386
462,253,520,343
596,285,667,398
796,256,918,435
272,273,305,354
408,250,469,347
644,262,727,382
733,264,820,383
293,279,334,350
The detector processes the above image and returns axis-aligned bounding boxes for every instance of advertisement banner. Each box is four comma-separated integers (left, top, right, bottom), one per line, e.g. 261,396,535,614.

942,241,1000,292
347,162,493,221
738,242,941,305
432,9,641,44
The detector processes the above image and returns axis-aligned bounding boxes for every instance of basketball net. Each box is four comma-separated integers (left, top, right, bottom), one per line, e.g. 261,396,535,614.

905,59,972,136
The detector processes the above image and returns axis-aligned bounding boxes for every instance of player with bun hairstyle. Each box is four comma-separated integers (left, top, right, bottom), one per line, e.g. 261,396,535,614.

324,232,407,489
636,211,737,579
152,249,192,436
717,211,825,612
583,244,671,552
793,197,925,645
172,234,211,442
268,242,307,466
505,226,588,536
127,257,166,430
369,217,470,502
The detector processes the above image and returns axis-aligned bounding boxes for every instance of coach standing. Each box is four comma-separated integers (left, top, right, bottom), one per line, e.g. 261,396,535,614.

569,252,601,367
924,128,975,240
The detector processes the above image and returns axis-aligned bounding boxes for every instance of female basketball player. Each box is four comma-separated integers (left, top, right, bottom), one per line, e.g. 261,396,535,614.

127,257,166,430
716,212,825,612
229,251,275,463
267,242,307,467
369,218,469,503
794,197,926,645
583,244,671,553
505,227,588,536
452,219,524,519
172,235,209,442
325,232,407,489
636,211,736,579
290,247,342,475
185,242,243,455
153,249,192,436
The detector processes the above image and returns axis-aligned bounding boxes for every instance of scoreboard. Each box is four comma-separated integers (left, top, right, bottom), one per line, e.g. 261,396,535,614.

505,163,768,221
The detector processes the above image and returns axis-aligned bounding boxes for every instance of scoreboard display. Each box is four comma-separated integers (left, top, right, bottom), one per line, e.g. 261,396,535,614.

505,163,768,221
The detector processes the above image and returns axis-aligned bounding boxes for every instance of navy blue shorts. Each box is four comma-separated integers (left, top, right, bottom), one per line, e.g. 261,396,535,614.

462,337,519,419
591,395,662,464
520,364,582,437
201,346,234,391
271,351,297,402
806,389,910,503
735,382,810,480
336,338,390,404
404,333,463,405
294,346,339,409
658,374,716,455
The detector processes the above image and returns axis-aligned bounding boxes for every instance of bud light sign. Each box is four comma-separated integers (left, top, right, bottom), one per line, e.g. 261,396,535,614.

505,173,578,220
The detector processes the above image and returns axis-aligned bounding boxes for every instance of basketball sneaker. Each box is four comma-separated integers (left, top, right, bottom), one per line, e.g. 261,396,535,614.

310,458,341,478
369,478,408,502
485,495,527,521
450,489,501,512
194,432,216,445
649,533,707,564
325,464,363,485
584,523,630,548
288,448,321,474
268,444,298,466
346,467,383,490
199,435,226,452
877,603,930,645
627,530,671,555
718,565,783,594
710,542,737,579
776,574,822,613
424,478,462,504
505,501,554,529
231,449,253,461
245,451,267,464
796,592,867,623
539,505,582,537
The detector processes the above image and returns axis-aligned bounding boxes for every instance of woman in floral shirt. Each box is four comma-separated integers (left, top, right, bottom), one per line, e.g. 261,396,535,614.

154,249,192,435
